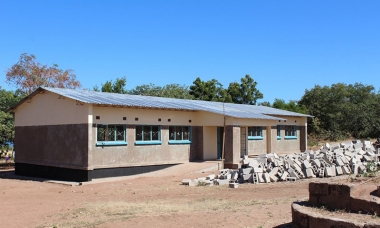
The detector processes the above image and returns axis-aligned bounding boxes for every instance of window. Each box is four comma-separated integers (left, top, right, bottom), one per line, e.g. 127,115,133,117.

96,124,127,146
285,125,297,139
169,126,191,144
277,125,281,140
248,126,263,140
135,125,161,145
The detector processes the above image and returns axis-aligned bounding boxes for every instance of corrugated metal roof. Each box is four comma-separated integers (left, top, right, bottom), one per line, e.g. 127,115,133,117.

11,87,312,120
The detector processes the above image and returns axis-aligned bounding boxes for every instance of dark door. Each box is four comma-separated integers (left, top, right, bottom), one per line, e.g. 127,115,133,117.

217,127,224,160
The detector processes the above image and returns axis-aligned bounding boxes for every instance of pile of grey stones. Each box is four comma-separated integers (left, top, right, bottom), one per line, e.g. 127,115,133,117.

182,140,380,188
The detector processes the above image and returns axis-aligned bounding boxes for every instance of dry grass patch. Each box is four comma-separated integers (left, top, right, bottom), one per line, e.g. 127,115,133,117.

40,198,292,228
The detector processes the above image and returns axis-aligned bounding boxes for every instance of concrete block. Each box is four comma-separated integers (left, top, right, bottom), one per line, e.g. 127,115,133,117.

342,165,351,174
268,173,278,182
253,165,263,173
188,181,197,187
286,177,296,182
263,173,271,183
269,167,279,176
231,171,239,180
331,165,336,177
219,169,229,175
335,157,345,166
281,171,289,181
204,180,213,186
242,168,252,175
229,183,238,188
294,163,303,173
217,179,230,185
257,173,265,183
352,164,359,175
294,159,302,167
312,159,321,168
336,166,343,175
206,174,215,180
242,173,252,182
196,177,206,182
323,143,331,150
289,170,300,179
287,158,294,167
330,144,340,150
182,179,192,185
363,155,373,162
303,160,312,169
305,168,314,178
359,165,366,173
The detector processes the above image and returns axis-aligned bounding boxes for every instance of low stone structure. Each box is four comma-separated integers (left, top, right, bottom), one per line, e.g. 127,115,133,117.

292,181,380,227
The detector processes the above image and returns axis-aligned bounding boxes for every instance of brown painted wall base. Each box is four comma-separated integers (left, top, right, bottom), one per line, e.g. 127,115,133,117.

15,163,176,182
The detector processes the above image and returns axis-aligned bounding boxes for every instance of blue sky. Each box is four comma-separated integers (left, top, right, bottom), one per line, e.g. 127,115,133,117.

0,1,379,103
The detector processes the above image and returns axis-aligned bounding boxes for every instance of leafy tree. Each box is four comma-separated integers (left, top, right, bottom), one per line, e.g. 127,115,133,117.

0,87,22,149
189,77,231,102
94,76,128,94
299,83,380,140
129,83,193,99
6,53,81,95
258,101,271,107
272,99,307,114
227,74,263,105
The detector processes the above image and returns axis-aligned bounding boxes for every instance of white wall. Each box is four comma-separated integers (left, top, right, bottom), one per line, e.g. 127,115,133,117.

203,126,217,160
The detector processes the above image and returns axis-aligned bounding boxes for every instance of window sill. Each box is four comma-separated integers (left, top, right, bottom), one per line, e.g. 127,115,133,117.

277,136,281,140
248,136,264,140
284,136,298,140
135,141,162,145
96,142,128,146
169,140,192,144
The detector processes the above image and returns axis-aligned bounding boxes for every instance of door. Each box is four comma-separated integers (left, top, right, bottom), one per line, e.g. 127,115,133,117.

217,127,224,159
240,127,247,157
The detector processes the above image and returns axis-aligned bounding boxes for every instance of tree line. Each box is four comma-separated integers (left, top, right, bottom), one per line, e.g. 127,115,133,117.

1,53,379,149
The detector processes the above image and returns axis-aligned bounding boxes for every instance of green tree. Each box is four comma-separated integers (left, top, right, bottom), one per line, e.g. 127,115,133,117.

299,83,380,140
189,77,231,102
272,99,307,114
0,87,22,149
227,74,263,105
6,53,81,95
129,83,193,99
94,76,128,94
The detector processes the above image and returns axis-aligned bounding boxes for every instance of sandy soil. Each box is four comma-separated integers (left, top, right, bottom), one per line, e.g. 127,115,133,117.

0,162,378,228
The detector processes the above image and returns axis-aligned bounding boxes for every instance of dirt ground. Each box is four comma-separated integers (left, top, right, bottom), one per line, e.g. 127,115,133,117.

0,161,378,228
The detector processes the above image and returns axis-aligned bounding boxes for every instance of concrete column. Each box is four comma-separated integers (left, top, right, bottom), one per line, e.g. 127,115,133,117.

224,125,241,169
266,126,272,153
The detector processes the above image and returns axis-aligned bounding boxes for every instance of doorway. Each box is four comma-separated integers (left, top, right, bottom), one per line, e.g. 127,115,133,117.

217,127,224,160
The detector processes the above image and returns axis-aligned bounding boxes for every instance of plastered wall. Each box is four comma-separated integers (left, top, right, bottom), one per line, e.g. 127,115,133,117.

203,126,217,160
15,91,90,126
89,125,191,169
